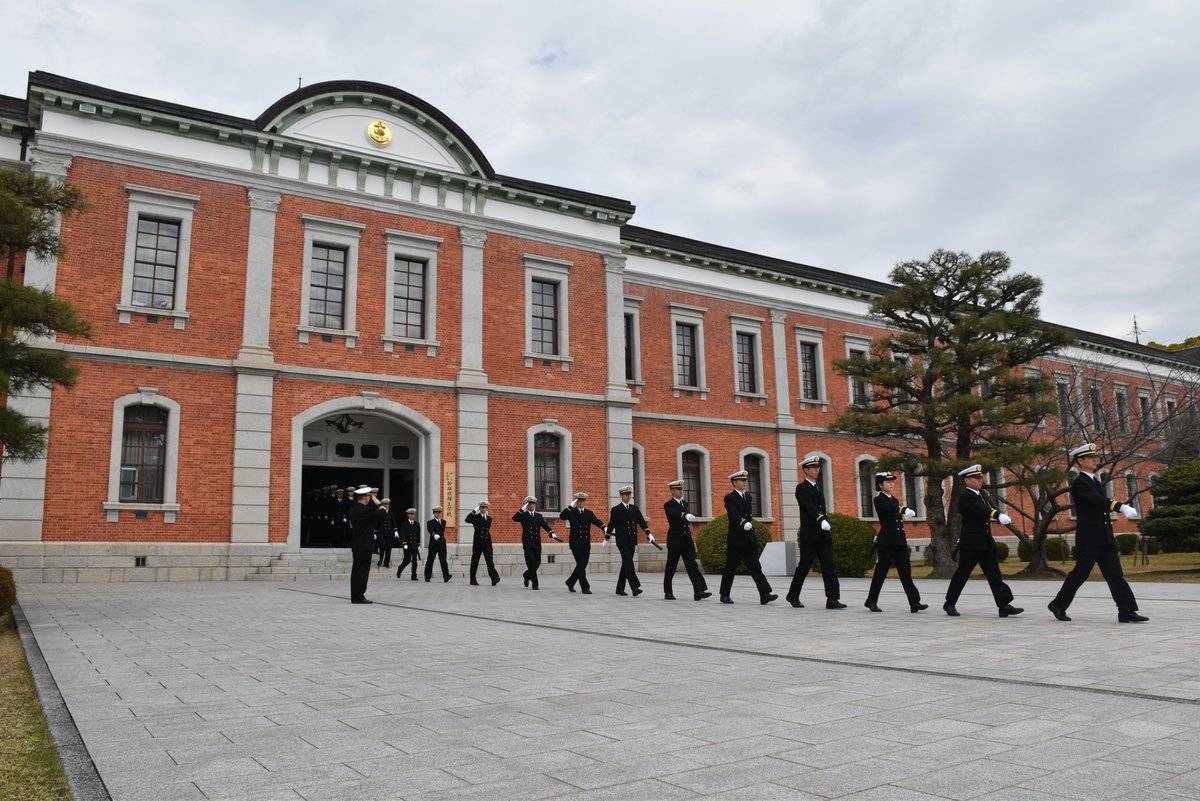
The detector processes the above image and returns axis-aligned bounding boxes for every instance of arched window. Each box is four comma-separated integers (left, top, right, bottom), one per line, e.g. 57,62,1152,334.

120,404,168,503
856,457,878,519
903,472,925,518
802,452,835,512
679,448,710,516
1124,473,1141,514
534,432,561,512
744,454,764,517
985,467,1006,512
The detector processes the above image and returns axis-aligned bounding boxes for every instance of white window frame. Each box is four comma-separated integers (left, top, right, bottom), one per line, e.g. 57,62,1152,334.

118,184,199,329
739,447,773,521
1088,379,1105,432
855,454,878,520
1124,473,1141,514
1113,383,1130,433
1165,394,1178,419
801,451,835,513
1055,373,1075,432
523,254,573,370
104,387,181,522
676,443,712,518
985,467,1007,514
382,229,442,355
903,472,927,520
730,315,767,405
794,326,828,407
845,335,873,406
623,296,644,392
298,215,364,347
526,421,572,513
631,442,646,505
1137,389,1154,432
670,303,708,398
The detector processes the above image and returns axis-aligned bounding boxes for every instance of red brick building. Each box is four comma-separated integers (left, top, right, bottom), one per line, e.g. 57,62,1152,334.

0,73,1192,581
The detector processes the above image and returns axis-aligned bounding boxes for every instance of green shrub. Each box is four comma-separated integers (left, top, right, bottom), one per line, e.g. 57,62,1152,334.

1045,537,1070,561
822,513,877,577
1141,505,1200,552
1116,532,1139,555
696,514,772,574
1146,536,1162,555
1017,538,1031,562
994,541,1010,562
0,565,14,617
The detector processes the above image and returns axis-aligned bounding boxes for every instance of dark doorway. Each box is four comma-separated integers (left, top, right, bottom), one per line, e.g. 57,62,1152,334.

301,466,383,548
389,469,415,514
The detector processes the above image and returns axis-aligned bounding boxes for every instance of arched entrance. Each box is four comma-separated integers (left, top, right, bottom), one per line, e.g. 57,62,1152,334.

288,395,441,551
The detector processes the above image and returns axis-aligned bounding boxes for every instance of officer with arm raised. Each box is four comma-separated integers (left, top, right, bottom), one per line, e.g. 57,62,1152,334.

513,496,560,590
560,492,607,594
465,501,500,586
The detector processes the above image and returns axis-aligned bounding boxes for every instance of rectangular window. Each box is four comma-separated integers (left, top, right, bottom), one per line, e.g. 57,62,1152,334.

736,332,758,394
120,405,168,504
1138,392,1152,432
903,473,923,517
1125,474,1140,513
745,455,764,517
1166,397,1178,418
676,322,699,387
624,313,636,382
534,433,561,511
391,257,426,339
1056,379,1073,431
1089,380,1105,431
1115,388,1130,433
308,244,347,330
858,460,877,519
131,216,180,310
987,468,1006,512
799,342,820,401
682,451,703,512
531,279,559,355
849,349,869,405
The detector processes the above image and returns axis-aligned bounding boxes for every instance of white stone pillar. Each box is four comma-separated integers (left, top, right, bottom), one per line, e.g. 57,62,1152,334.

458,228,488,384
603,254,635,506
238,190,281,363
771,309,801,539
456,227,489,550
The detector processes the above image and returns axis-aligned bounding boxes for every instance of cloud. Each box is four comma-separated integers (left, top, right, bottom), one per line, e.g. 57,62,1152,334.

2,0,1197,342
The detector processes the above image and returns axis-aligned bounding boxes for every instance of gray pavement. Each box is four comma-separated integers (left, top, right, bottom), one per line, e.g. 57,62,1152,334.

16,571,1200,801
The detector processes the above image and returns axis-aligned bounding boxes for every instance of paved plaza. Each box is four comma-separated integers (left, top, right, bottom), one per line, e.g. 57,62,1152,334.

16,572,1200,801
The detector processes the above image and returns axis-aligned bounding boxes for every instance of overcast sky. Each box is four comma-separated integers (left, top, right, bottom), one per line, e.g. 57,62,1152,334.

3,1,1197,344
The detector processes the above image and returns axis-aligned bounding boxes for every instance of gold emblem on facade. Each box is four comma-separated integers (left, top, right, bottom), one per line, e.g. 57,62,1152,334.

367,120,392,145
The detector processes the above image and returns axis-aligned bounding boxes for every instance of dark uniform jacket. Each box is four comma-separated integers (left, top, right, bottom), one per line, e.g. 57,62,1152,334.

1071,471,1122,550
607,502,650,546
559,505,606,547
426,517,447,547
348,502,378,552
513,509,554,546
464,510,493,544
958,489,1000,552
399,517,421,550
724,490,756,542
795,480,830,544
873,492,909,548
664,497,695,546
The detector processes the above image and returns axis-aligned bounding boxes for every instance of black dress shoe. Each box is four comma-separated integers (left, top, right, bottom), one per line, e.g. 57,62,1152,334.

566,580,576,592
943,603,960,617
1047,602,1071,621
581,588,592,595
865,602,882,612
425,577,431,583
531,584,539,591
910,603,929,613
351,598,373,604
632,588,643,597
470,580,480,586
786,596,804,608
443,576,452,583
615,590,628,596
523,575,529,587
696,591,712,600
999,604,1023,617
1118,612,1149,623
826,600,847,609
720,596,734,604
491,577,501,586
664,593,676,600
761,593,778,605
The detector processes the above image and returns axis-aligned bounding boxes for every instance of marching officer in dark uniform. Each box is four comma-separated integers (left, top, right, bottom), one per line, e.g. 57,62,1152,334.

560,492,607,594
718,470,777,605
465,501,500,586
1049,443,1146,622
424,506,452,583
786,456,845,610
865,471,927,613
944,465,1023,617
348,486,379,604
663,479,710,600
376,498,396,568
513,496,561,590
607,485,656,597
395,507,422,580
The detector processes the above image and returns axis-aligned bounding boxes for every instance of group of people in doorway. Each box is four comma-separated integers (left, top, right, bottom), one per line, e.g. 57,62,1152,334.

346,441,1149,624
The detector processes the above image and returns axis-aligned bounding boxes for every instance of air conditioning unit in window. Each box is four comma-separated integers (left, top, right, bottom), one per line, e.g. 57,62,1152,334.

119,467,138,500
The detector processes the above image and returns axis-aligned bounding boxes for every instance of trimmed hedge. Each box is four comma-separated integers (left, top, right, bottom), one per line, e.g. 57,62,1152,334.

1018,538,1031,562
1140,460,1200,552
821,513,877,577
1116,532,1139,555
1045,537,1070,561
994,541,1010,562
0,565,14,617
696,514,772,574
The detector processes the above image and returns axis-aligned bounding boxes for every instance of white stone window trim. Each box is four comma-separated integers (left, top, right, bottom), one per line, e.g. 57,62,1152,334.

903,472,928,521
117,184,199,330
104,387,181,523
623,296,644,393
801,450,836,514
854,454,879,520
670,303,708,399
631,442,647,505
523,254,573,371
844,335,873,405
1113,382,1131,433
739,446,773,521
526,420,573,514
794,326,829,408
381,228,442,356
1123,472,1141,514
676,443,712,518
730,315,768,406
297,214,364,347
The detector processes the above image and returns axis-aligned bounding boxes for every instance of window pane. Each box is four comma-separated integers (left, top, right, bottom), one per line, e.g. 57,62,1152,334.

858,460,877,518
986,468,1005,511
904,473,924,516
800,342,819,400
682,451,703,511
624,313,636,381
360,444,380,459
736,332,757,394
534,432,561,510
130,216,180,311
334,443,355,458
120,404,168,504
531,279,559,355
744,455,763,516
309,244,347,330
392,258,426,339
1057,381,1073,430
849,349,869,405
675,323,698,387
391,445,410,460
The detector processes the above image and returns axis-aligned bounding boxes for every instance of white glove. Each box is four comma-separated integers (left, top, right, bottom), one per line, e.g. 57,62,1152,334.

903,507,916,520
647,533,656,544
997,513,1012,526
1119,504,1139,520
743,521,753,531
820,519,831,532
599,537,607,547
432,533,440,540
472,505,479,514
685,513,697,523
549,532,560,541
